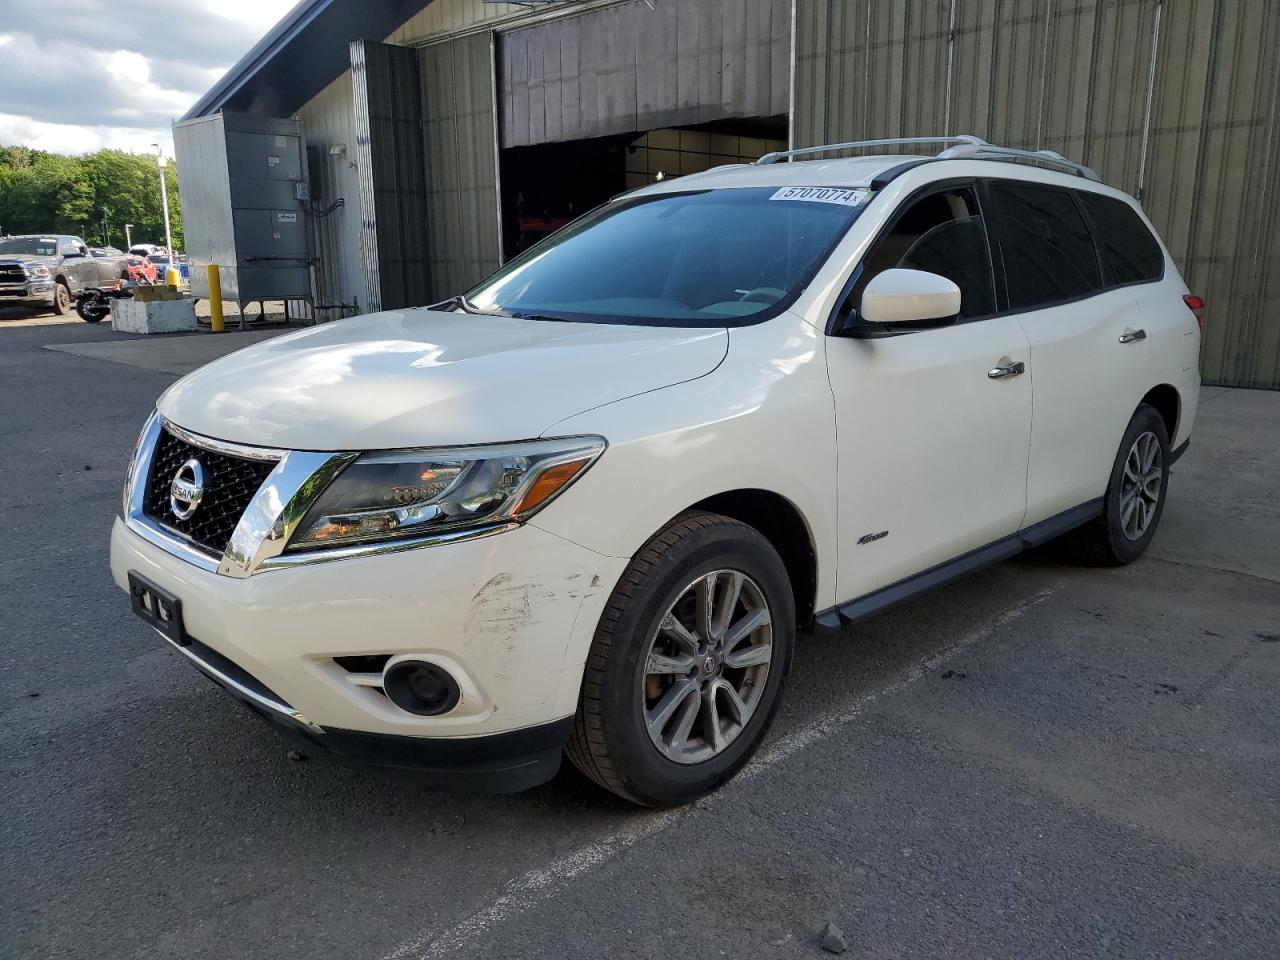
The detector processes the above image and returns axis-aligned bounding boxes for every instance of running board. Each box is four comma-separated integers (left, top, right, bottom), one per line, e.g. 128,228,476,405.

813,499,1104,631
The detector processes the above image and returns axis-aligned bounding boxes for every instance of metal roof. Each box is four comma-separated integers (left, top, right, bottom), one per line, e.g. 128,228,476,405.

180,0,429,122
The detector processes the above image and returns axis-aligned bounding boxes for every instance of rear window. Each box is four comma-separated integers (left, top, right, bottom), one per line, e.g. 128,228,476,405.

1079,192,1164,285
989,182,1102,310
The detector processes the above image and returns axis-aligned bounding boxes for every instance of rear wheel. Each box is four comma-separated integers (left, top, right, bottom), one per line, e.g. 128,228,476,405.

51,280,72,316
567,512,795,807
1064,403,1170,565
76,293,109,323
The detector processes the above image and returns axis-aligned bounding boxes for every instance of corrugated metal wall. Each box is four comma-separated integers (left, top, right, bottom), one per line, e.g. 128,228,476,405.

296,74,368,313
498,0,790,148
795,0,1280,389
388,0,549,42
420,31,503,296
352,40,434,312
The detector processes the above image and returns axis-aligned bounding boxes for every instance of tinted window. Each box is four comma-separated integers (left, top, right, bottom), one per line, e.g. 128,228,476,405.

990,182,1102,309
469,187,869,327
1080,192,1163,285
851,187,996,322
0,237,57,256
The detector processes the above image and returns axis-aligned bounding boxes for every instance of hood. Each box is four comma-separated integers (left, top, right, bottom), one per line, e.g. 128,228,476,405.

0,254,54,267
158,308,728,450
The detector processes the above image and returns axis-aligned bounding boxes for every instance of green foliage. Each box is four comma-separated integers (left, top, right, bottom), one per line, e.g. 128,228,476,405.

0,146,184,250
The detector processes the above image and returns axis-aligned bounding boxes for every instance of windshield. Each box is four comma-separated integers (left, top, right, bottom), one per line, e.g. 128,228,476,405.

0,237,56,256
468,186,870,326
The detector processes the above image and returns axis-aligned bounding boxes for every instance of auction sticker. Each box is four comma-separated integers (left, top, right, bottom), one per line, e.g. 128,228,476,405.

770,186,872,206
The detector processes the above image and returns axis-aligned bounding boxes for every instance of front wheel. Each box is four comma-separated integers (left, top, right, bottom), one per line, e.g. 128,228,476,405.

51,280,72,316
76,293,109,323
567,512,795,807
1063,403,1170,565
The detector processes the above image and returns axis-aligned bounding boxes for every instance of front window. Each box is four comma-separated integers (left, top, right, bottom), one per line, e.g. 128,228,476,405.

468,187,870,327
0,237,57,256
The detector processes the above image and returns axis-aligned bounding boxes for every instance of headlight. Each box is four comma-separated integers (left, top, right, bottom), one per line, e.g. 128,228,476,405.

288,436,606,551
26,265,51,279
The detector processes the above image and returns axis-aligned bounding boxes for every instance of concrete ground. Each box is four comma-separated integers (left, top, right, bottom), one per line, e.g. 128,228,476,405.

1,322,1277,960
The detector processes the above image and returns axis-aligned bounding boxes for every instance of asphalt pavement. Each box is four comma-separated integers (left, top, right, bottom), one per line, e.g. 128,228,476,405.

2,320,1277,959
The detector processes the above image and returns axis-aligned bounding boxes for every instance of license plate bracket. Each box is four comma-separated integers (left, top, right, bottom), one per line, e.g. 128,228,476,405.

128,572,188,646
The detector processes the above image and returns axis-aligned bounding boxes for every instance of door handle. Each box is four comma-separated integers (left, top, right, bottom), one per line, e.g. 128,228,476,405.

1119,328,1147,344
988,359,1026,379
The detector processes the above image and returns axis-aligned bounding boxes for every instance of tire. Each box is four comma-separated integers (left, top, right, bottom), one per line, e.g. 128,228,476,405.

51,280,72,316
76,294,108,323
1063,403,1170,565
566,511,795,807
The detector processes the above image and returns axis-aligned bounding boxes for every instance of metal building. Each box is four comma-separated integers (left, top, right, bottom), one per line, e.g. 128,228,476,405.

180,0,1280,388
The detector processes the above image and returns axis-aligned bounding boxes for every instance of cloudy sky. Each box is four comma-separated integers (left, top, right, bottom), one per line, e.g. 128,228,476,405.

0,0,298,158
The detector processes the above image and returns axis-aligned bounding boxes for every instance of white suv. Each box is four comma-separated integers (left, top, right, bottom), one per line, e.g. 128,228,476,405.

112,136,1202,806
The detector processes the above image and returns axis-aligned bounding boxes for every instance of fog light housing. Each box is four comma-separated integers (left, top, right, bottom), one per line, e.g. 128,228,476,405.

383,660,461,716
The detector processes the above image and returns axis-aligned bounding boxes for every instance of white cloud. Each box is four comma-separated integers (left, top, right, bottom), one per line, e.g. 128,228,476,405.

1,0,297,156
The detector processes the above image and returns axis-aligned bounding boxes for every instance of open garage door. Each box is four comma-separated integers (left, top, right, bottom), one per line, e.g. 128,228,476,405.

351,34,501,311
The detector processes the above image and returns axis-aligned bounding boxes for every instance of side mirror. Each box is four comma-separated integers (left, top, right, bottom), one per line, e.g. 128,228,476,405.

859,268,961,326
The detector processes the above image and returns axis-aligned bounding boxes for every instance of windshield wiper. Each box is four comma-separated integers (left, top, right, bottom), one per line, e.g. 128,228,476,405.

431,294,508,316
508,311,576,323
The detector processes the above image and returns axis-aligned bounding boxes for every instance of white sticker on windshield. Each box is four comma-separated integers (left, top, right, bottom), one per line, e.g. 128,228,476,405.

769,186,872,207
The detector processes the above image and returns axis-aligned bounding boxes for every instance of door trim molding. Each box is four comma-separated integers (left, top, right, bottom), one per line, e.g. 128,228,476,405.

813,498,1104,631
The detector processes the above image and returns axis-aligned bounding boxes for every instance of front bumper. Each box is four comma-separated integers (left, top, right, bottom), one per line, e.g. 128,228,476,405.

111,517,626,786
0,281,54,304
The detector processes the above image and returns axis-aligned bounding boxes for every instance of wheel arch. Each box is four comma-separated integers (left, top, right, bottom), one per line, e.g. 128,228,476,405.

1140,383,1180,442
687,488,818,631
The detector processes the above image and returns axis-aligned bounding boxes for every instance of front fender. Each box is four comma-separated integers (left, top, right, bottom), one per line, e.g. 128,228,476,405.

531,311,839,614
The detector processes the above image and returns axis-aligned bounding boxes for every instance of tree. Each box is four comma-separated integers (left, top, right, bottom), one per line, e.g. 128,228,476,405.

0,146,184,251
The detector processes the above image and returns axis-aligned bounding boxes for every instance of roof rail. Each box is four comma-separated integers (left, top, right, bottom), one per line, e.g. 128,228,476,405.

757,136,986,165
757,134,1102,182
936,142,1102,181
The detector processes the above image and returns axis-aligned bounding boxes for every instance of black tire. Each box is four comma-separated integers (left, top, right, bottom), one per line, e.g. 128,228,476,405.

76,294,108,323
1063,403,1170,565
566,512,795,807
51,280,72,316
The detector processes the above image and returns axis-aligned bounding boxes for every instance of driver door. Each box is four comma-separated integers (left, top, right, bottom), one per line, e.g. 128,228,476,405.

825,182,1033,605
59,238,93,291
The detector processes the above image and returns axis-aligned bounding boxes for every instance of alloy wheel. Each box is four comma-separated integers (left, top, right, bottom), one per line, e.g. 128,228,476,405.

1120,430,1163,540
641,569,773,765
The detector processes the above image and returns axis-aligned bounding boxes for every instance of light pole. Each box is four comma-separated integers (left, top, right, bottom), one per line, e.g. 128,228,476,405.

125,223,134,250
151,143,175,259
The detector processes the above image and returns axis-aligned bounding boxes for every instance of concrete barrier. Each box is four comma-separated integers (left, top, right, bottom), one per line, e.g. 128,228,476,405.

110,298,198,335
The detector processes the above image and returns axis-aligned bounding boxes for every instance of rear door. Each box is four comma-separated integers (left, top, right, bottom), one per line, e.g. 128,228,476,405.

826,181,1033,602
985,180,1149,526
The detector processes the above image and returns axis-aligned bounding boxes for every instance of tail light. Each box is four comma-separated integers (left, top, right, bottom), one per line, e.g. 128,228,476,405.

1184,294,1206,329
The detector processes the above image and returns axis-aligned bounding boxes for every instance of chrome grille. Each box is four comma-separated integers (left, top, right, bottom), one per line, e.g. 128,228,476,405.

0,265,26,284
143,427,278,555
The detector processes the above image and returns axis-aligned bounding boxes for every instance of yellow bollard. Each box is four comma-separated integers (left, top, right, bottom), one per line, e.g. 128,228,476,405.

207,264,225,334
166,267,181,290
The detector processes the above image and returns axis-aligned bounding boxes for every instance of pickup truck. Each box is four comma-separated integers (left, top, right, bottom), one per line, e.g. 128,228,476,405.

0,234,130,315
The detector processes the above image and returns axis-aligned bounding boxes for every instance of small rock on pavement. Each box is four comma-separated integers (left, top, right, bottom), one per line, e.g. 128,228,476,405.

820,922,848,954
286,749,308,762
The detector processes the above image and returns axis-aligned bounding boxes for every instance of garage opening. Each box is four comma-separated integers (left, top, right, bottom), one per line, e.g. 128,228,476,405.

500,116,788,258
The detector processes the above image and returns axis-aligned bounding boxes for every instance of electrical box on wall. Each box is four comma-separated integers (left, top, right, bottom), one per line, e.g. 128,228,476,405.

173,112,313,303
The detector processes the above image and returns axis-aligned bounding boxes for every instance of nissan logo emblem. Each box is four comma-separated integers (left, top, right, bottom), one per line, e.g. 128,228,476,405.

170,458,206,521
